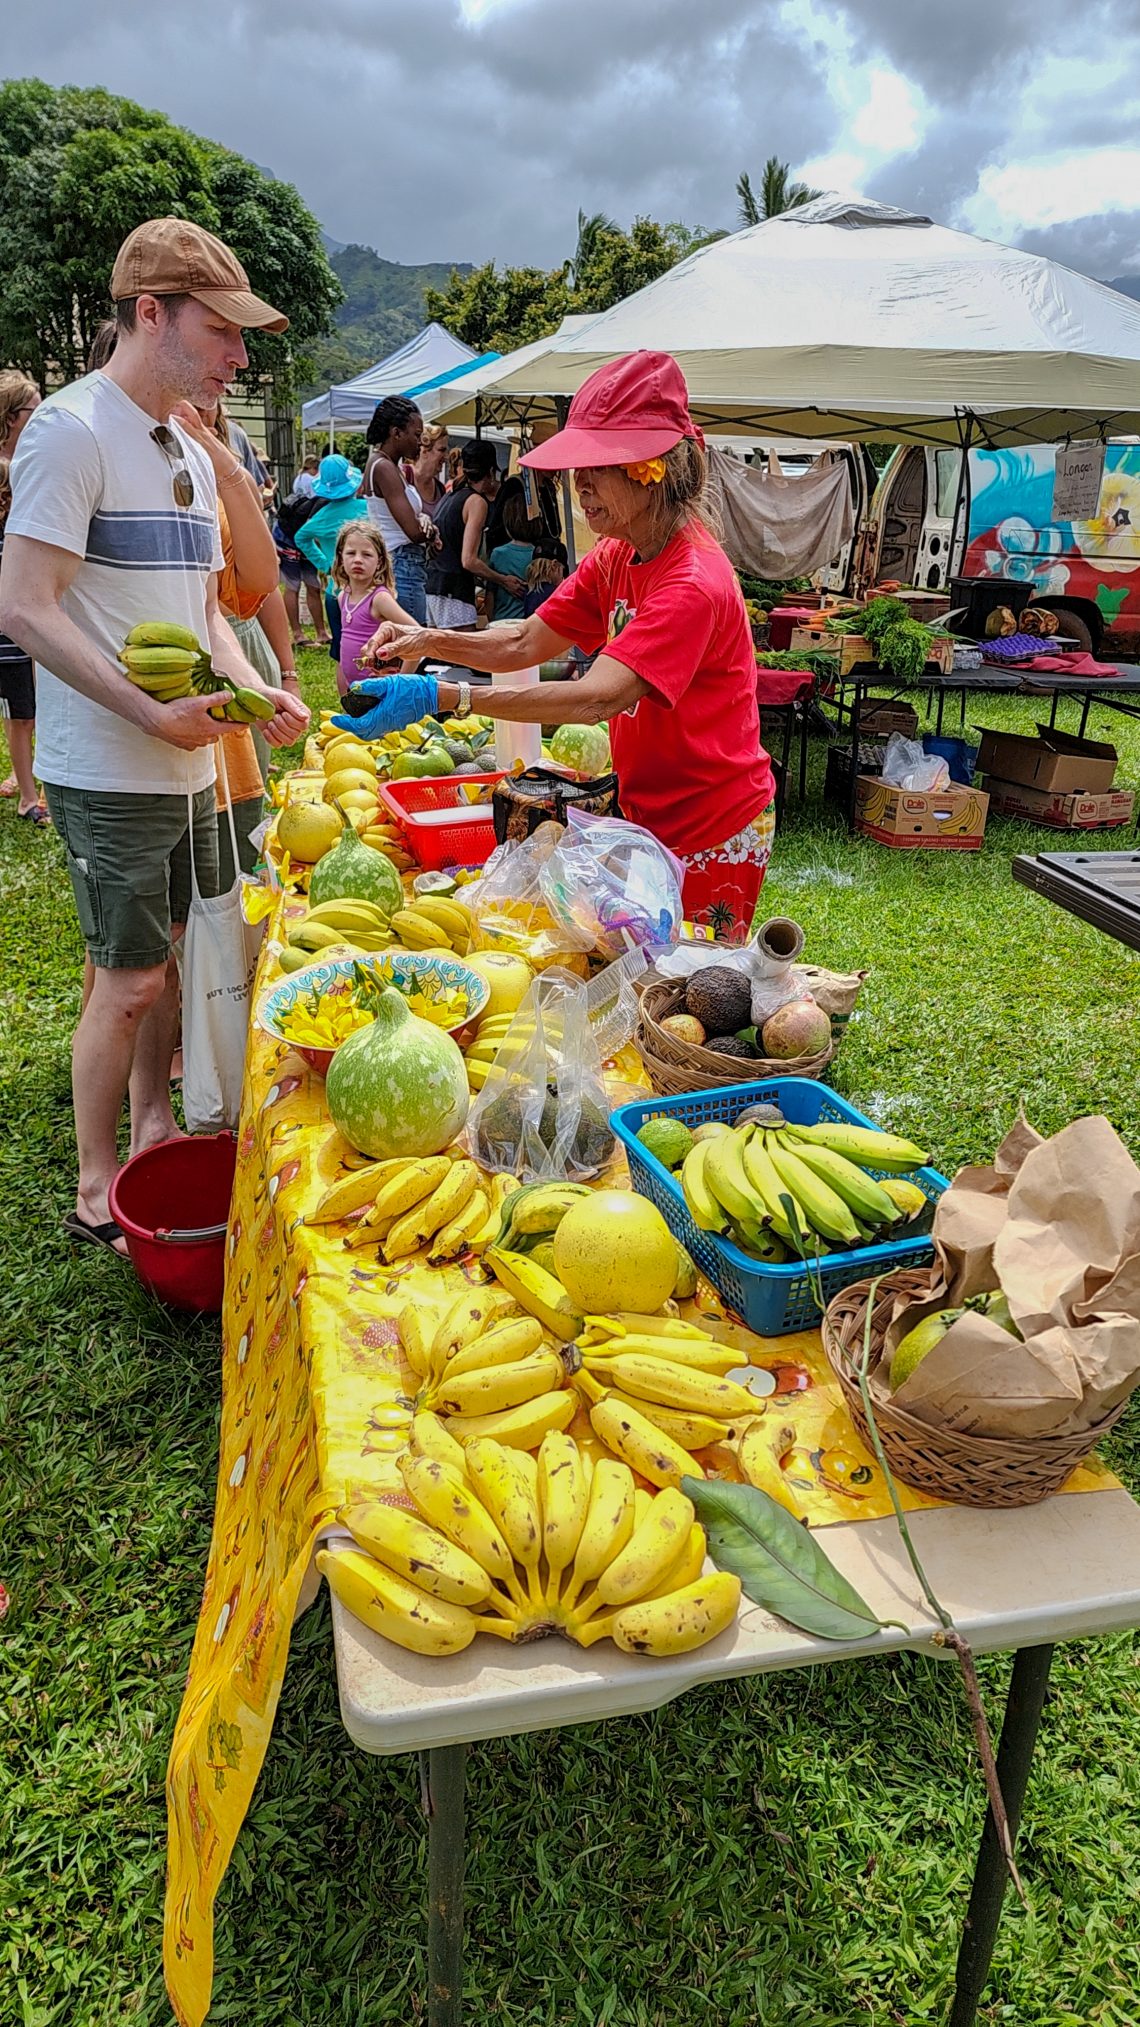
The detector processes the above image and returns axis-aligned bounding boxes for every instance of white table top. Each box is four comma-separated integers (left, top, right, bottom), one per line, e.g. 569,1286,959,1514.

331,1487,1140,1756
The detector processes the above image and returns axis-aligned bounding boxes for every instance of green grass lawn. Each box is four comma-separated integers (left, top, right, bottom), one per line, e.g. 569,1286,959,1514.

3,654,1140,2026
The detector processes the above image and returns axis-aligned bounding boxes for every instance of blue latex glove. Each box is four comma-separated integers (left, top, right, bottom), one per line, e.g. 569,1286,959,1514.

331,671,439,739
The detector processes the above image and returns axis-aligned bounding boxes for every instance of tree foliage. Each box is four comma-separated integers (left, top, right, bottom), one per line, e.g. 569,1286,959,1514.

0,78,342,390
424,215,688,355
737,157,822,227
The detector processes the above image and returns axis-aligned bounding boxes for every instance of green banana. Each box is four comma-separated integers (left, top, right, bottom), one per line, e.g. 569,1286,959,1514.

120,645,200,676
125,621,202,652
763,1135,861,1244
739,1130,800,1246
783,1121,928,1172
680,1142,728,1235
776,1134,902,1229
702,1127,766,1228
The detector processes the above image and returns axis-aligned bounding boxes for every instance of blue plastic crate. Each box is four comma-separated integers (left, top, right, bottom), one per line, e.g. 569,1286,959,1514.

611,1079,947,1338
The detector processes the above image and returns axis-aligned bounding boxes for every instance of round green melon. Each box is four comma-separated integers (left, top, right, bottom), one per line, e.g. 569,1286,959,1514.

308,814,403,915
326,987,469,1159
550,722,612,775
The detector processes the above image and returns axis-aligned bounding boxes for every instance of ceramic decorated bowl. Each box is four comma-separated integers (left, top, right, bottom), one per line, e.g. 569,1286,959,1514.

256,948,490,1076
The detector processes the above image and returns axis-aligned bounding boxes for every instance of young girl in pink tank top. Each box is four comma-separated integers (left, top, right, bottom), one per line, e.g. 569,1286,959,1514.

332,522,416,696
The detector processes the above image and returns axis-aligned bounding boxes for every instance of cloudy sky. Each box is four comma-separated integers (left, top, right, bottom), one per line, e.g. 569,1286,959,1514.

24,0,1140,279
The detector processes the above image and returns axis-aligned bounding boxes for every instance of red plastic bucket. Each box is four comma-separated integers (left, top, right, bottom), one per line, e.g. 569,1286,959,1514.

109,1132,237,1313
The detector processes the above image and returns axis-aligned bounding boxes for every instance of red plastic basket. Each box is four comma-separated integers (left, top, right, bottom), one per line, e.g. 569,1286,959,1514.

378,772,505,869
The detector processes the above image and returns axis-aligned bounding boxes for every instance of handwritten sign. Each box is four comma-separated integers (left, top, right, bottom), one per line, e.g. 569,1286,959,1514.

1052,440,1106,520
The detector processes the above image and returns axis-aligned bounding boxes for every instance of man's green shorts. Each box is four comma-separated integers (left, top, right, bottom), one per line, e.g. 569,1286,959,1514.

44,784,220,970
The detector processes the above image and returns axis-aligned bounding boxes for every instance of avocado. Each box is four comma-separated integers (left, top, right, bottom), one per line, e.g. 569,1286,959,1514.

686,965,752,1035
706,1034,758,1060
571,1097,615,1171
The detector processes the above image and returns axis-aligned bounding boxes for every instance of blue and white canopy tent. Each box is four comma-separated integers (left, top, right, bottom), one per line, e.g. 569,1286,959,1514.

300,324,498,439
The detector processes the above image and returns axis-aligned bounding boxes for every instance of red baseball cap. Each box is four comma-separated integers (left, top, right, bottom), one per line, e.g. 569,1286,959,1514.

521,351,697,470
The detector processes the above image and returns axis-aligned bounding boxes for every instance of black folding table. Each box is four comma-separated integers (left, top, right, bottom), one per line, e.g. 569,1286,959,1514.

1012,850,1140,950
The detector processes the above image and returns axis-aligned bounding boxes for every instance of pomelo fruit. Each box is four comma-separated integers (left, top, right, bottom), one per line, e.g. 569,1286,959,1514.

760,999,832,1060
277,800,342,864
323,738,372,775
553,1191,678,1315
463,952,533,1019
323,767,378,802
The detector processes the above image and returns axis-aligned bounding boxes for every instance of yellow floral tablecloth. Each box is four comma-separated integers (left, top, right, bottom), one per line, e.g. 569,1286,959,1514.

163,932,1116,2025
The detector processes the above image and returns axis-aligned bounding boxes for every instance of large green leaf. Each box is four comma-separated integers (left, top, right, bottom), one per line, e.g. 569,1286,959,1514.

681,1476,889,1643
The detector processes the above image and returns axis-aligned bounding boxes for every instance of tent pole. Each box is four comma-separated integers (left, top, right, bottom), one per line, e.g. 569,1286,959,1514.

329,394,335,456
947,411,975,583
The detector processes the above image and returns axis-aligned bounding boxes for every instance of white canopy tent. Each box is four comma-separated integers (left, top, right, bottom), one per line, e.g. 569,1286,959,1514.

471,201,1140,451
422,316,596,428
301,324,489,433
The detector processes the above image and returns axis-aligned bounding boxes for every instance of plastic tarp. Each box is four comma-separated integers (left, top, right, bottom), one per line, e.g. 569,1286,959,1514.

706,444,854,576
472,200,1140,448
301,324,487,429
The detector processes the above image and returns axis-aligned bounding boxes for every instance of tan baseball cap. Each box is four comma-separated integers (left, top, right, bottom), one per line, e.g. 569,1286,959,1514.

110,217,289,332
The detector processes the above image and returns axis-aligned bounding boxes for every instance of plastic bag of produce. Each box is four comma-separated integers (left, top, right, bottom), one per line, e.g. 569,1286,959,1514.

464,967,616,1181
465,821,594,973
539,809,684,958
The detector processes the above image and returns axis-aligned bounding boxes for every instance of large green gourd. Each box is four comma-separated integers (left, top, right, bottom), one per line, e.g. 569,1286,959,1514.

326,986,469,1159
308,805,402,915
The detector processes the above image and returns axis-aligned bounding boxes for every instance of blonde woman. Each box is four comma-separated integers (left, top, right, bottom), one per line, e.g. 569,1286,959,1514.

0,371,43,811
409,423,449,512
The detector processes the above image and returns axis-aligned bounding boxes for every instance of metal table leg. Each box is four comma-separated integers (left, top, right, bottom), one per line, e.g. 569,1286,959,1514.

421,1744,467,2027
947,1643,1054,2027
846,680,863,832
1078,692,1091,739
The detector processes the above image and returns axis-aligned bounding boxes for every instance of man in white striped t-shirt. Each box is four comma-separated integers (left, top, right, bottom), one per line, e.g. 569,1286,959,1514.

0,218,309,1254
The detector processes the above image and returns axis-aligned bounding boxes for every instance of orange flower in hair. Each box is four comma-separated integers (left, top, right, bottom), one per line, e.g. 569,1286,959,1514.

625,457,667,486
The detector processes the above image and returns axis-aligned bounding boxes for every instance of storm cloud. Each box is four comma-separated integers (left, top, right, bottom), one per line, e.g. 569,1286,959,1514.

20,0,1140,282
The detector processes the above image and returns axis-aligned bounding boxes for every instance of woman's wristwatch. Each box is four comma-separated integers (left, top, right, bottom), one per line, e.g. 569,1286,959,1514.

454,681,471,718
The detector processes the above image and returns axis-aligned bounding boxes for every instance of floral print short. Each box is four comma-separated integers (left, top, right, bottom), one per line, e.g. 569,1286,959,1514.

676,800,776,944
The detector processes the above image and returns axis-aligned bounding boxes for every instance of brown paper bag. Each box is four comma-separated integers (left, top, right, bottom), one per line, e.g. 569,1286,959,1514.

882,1113,1140,1440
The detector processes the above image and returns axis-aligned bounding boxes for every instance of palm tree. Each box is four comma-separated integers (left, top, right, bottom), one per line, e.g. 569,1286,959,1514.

568,208,618,286
737,156,822,227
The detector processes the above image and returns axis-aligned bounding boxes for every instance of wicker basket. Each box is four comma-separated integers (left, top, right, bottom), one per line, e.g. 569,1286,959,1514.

635,975,835,1097
822,1272,1127,1509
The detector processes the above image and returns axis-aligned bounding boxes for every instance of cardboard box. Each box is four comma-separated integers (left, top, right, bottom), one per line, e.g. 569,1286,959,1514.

981,778,1136,829
974,725,1118,794
854,775,989,849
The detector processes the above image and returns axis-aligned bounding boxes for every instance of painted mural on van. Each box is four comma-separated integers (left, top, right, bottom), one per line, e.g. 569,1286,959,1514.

964,445,1140,640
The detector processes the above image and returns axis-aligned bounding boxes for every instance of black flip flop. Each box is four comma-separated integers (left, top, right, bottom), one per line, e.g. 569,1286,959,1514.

64,1211,127,1256
17,805,50,827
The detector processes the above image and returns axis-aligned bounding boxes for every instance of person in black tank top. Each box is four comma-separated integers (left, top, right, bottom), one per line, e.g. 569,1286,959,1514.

425,440,525,628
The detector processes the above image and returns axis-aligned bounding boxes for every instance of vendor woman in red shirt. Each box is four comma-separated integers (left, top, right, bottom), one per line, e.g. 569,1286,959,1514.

339,353,776,940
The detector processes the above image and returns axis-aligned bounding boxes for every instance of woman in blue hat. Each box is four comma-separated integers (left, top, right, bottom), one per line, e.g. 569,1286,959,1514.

295,455,369,657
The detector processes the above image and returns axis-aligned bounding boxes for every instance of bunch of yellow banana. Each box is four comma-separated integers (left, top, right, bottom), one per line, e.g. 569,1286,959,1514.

680,1114,928,1262
119,624,203,703
317,1428,740,1658
308,1150,506,1240
283,896,394,961
397,1285,574,1439
573,1314,762,1475
391,896,475,955
463,1010,535,1091
485,1244,586,1343
320,1153,513,1266
360,820,416,873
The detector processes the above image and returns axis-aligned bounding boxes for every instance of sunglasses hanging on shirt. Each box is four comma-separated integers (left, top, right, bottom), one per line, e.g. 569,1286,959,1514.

151,424,195,508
